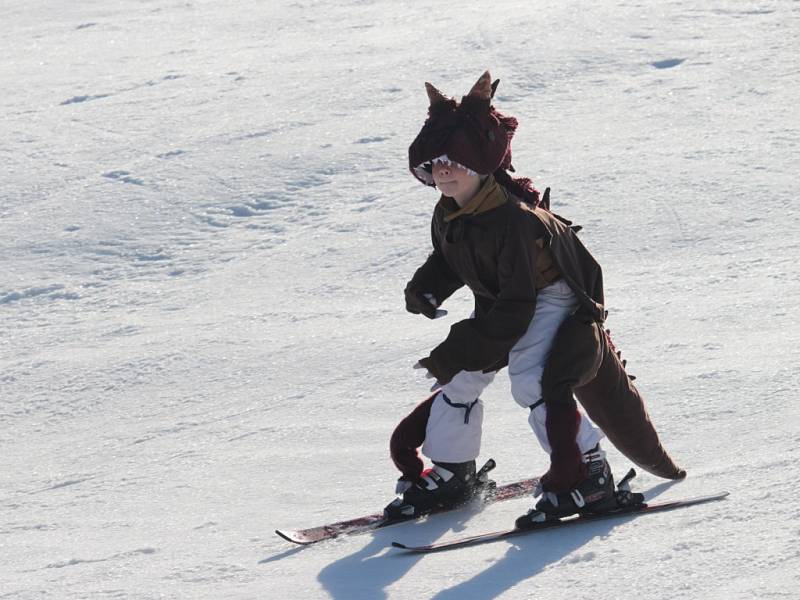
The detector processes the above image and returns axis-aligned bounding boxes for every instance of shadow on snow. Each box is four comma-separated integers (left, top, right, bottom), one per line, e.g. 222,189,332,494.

316,478,683,600
430,479,684,600
316,502,482,600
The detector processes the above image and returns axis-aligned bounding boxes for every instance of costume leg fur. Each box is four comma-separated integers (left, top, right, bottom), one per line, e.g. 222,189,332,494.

390,391,437,481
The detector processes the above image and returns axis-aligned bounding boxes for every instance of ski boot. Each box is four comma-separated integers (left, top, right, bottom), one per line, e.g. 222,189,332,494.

384,459,496,520
515,445,644,529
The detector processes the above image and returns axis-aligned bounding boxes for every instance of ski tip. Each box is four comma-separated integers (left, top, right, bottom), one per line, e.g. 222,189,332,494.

275,529,294,542
275,529,312,545
699,491,730,501
392,542,430,554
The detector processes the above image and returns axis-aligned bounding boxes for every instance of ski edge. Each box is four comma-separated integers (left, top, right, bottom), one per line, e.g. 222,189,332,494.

392,491,730,553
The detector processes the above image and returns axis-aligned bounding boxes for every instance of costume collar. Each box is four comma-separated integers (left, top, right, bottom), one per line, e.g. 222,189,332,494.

441,175,507,222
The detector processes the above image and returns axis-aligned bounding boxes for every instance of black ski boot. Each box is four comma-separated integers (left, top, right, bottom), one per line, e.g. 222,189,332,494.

515,445,640,529
384,460,494,520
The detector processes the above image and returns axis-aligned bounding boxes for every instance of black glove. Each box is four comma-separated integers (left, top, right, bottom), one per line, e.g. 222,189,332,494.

415,356,454,387
404,284,447,320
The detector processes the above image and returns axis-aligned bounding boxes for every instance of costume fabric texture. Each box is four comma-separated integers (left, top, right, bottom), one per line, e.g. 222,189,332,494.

411,176,604,386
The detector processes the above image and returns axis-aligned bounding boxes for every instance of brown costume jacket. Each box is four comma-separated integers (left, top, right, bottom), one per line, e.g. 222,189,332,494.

409,176,604,385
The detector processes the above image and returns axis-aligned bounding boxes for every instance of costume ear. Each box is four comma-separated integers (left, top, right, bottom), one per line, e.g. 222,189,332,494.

468,70,492,100
491,79,500,98
425,82,448,106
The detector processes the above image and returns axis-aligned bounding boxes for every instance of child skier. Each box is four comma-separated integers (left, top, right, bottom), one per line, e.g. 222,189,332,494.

385,71,685,527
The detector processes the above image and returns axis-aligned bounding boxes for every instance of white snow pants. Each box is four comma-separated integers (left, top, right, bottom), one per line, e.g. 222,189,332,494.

421,280,603,464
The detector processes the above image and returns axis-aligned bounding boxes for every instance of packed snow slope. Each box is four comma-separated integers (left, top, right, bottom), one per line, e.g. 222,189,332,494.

2,1,799,598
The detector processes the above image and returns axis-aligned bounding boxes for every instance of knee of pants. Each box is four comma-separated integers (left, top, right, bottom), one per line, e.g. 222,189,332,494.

442,369,496,404
421,393,485,464
510,369,543,409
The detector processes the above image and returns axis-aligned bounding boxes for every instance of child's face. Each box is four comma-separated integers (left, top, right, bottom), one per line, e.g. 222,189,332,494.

430,160,480,201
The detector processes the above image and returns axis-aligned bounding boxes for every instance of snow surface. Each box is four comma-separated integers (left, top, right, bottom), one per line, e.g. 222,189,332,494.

2,0,799,598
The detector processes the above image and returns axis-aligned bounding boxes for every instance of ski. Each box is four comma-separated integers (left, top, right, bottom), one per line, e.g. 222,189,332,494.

275,459,538,545
391,490,729,553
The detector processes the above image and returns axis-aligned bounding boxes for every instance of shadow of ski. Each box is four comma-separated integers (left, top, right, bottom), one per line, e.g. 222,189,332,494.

430,478,685,600
317,503,483,600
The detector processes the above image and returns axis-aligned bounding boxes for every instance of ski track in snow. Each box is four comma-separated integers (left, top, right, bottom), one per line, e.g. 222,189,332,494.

2,0,799,598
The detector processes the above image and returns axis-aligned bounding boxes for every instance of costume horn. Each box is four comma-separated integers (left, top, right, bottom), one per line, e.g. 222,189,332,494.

468,70,493,100
425,82,448,106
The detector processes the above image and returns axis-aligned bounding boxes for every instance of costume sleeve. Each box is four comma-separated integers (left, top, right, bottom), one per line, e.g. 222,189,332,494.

421,214,539,384
405,210,464,306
